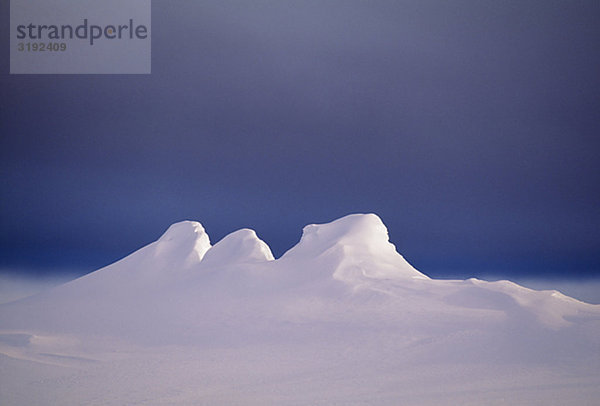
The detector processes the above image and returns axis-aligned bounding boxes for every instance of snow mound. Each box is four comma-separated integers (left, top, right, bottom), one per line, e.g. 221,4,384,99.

45,221,211,294
200,228,274,267
154,220,211,266
281,213,428,282
283,213,392,257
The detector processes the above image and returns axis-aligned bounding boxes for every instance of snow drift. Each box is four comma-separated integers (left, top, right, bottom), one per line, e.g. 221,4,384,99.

1,213,599,405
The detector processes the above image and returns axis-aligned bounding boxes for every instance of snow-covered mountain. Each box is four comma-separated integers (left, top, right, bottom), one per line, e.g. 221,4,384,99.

1,214,599,405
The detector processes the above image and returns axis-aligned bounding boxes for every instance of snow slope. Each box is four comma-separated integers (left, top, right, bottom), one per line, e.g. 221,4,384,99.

1,214,599,405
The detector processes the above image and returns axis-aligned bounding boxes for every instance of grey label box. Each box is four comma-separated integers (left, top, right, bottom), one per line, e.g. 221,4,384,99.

10,0,151,74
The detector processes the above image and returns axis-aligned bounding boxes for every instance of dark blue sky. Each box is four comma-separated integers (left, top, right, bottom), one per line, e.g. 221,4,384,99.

1,1,599,279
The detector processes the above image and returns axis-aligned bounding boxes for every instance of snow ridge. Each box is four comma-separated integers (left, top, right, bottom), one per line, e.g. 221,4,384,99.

1,213,599,405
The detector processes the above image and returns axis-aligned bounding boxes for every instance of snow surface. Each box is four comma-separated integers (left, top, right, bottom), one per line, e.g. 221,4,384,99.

1,213,599,405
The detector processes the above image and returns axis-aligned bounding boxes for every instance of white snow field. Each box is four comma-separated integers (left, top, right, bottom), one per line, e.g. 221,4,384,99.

1,214,599,405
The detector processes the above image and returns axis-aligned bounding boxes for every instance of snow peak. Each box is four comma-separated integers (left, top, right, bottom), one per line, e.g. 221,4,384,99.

16,19,148,46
